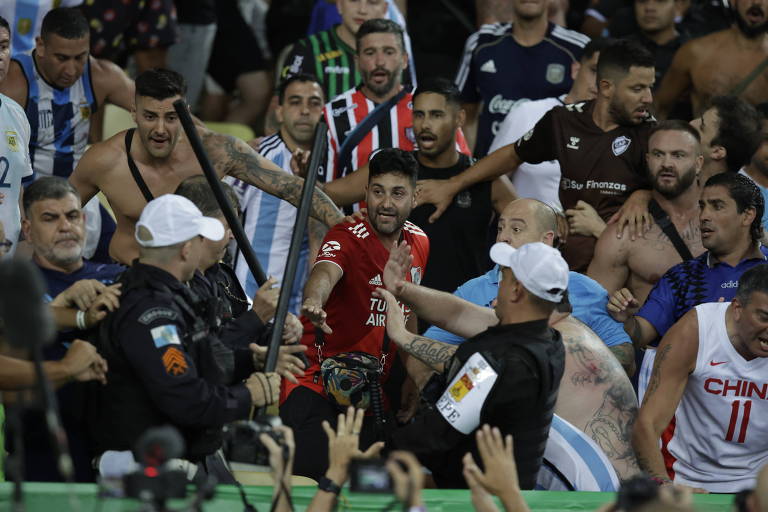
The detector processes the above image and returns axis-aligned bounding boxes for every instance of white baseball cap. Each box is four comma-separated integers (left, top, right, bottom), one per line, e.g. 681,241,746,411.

489,242,569,302
135,194,225,248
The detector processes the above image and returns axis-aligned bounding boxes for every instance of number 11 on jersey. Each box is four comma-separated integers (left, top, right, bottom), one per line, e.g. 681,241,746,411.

726,400,752,443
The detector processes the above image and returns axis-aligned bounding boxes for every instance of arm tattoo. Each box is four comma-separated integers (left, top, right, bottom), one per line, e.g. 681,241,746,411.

610,344,636,375
205,133,344,227
585,381,641,476
563,334,641,476
404,335,457,370
643,344,672,403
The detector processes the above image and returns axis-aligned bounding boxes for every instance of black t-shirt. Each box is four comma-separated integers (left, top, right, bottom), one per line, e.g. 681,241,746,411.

393,319,564,489
409,152,493,299
516,99,654,271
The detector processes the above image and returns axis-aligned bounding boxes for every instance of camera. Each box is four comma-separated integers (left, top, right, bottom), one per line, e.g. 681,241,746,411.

122,426,188,503
349,459,393,494
222,416,284,467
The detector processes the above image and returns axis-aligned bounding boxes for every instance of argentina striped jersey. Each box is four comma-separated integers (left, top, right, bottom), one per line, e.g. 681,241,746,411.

228,133,310,315
14,52,97,178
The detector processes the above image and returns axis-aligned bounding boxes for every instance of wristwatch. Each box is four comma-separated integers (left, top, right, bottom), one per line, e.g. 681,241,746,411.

317,476,341,495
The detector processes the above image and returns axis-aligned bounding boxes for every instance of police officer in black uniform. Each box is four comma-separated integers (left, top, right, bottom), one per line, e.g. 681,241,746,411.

374,241,568,489
89,194,280,480
174,176,307,385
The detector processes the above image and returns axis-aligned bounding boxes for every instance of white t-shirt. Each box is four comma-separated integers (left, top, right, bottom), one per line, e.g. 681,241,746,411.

663,301,768,492
489,95,566,208
0,93,34,257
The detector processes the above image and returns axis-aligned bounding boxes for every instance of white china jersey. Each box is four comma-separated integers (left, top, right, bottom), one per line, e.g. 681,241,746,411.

0,93,34,257
662,301,768,492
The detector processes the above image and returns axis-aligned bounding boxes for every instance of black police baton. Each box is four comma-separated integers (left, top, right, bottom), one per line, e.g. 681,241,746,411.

262,121,327,380
172,100,267,286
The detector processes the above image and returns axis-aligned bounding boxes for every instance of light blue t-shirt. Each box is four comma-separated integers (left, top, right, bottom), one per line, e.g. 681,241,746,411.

424,266,630,347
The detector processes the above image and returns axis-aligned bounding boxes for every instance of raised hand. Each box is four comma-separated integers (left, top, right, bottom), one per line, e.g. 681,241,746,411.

382,241,412,295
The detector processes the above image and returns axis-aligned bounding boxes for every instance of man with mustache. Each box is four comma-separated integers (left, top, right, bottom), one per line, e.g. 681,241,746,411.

654,0,768,119
589,121,705,304
282,149,429,480
609,173,768,363
0,7,136,261
322,18,469,211
228,74,330,315
416,39,657,272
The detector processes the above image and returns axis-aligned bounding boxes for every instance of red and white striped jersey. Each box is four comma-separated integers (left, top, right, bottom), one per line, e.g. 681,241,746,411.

661,301,768,492
323,86,471,183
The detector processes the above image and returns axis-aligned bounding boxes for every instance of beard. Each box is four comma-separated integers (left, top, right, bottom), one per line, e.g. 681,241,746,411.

368,208,408,236
362,66,402,98
608,98,638,126
653,166,697,199
736,8,768,38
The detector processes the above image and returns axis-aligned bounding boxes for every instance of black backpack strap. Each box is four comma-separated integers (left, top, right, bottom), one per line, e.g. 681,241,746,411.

648,199,694,261
336,86,411,175
125,128,155,203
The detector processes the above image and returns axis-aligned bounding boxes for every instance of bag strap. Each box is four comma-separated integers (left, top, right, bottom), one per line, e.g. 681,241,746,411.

336,86,410,175
729,55,768,97
648,199,694,261
125,128,155,203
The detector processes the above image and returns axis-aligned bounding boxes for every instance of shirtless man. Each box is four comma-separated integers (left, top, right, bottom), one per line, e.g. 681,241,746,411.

654,0,768,119
549,312,641,481
588,121,704,303
69,69,343,265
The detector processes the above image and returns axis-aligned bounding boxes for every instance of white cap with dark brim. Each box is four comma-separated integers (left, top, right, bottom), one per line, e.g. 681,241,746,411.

135,194,225,247
489,242,569,302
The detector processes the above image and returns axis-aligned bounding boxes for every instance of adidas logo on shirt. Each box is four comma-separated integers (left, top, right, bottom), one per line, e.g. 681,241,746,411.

369,274,383,286
480,60,497,73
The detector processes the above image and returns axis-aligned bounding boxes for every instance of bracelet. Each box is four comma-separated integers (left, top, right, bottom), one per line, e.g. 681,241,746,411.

408,507,426,512
317,476,341,496
76,310,87,330
650,476,672,486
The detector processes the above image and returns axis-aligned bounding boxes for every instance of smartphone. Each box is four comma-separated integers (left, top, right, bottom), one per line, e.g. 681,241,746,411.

349,459,393,494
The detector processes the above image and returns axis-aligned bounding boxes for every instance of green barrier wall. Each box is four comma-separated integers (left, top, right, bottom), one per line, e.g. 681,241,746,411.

0,483,735,511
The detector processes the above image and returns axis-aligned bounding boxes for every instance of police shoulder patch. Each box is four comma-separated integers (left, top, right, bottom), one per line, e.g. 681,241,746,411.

139,307,179,325
162,346,188,376
435,352,499,434
150,324,182,348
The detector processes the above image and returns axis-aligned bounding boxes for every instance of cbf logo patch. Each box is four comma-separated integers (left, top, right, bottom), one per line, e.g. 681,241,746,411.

545,63,566,84
612,135,631,156
5,131,19,152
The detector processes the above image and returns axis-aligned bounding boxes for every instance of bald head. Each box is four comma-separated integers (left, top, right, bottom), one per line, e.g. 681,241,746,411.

497,199,558,248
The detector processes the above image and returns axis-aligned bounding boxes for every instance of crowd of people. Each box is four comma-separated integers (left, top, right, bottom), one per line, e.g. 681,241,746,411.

1,0,768,510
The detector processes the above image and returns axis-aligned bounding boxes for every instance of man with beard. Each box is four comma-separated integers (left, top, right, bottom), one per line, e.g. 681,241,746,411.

322,18,469,207
654,0,768,119
609,173,768,355
281,149,429,480
0,8,136,261
740,103,768,232
416,39,657,272
16,176,123,482
589,121,705,304
228,74,330,314
455,0,589,157
320,79,514,301
69,68,344,265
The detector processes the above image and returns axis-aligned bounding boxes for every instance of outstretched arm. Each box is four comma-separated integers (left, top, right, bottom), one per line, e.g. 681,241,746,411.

383,241,498,338
417,144,523,222
92,57,136,112
70,142,113,205
301,261,343,334
204,131,344,227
